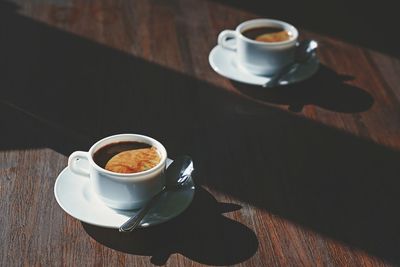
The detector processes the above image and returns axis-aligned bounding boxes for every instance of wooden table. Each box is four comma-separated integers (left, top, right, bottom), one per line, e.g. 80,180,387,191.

1,0,400,266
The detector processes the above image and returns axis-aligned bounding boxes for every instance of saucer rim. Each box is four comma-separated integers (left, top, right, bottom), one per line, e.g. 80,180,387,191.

54,159,195,229
208,43,319,87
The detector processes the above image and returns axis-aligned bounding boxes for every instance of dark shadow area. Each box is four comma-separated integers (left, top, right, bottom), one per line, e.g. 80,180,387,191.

2,1,400,265
209,0,399,58
0,102,92,153
194,111,400,264
83,186,257,265
233,64,374,113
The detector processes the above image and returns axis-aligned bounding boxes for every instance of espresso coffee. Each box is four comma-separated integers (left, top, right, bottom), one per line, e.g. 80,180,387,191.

93,141,160,173
242,26,292,43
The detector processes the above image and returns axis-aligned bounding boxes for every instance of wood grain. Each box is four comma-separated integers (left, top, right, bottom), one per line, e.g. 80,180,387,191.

1,0,399,266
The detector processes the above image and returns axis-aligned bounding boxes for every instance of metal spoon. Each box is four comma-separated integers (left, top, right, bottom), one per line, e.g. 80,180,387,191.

119,155,194,232
263,39,318,87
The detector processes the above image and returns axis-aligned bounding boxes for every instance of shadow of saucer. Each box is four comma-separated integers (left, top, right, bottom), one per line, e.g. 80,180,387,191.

82,186,258,266
233,64,374,113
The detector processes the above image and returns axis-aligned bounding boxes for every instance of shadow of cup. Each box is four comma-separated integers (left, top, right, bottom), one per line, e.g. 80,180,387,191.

83,186,258,265
233,64,374,113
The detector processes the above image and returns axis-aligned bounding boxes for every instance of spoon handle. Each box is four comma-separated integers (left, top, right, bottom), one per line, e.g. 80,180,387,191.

119,189,164,232
263,62,300,88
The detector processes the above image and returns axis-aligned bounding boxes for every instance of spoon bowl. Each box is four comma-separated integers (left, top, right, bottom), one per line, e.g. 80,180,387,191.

165,155,194,189
119,155,194,232
263,39,318,87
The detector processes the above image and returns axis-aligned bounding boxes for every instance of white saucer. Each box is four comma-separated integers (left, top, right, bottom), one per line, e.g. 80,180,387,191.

54,159,195,229
209,39,319,87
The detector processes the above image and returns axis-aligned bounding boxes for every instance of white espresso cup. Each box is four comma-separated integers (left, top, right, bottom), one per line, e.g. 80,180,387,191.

218,18,298,76
68,133,167,210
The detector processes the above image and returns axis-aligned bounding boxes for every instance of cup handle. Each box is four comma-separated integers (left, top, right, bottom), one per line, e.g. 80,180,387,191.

68,151,90,177
218,30,237,51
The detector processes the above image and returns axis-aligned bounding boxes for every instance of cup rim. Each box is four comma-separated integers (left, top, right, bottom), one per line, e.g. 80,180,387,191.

235,18,298,46
87,133,167,179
